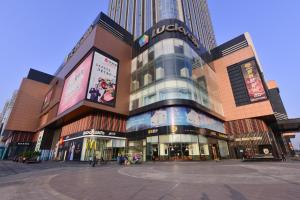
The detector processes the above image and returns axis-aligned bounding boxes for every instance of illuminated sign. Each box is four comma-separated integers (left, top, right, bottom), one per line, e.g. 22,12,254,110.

139,35,149,47
235,137,262,142
151,23,200,48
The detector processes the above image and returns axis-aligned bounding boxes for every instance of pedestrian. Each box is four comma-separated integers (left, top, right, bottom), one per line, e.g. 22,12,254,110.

281,153,286,162
92,155,97,167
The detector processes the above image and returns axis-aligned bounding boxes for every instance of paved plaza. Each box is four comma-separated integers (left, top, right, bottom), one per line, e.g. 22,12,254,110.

0,160,300,200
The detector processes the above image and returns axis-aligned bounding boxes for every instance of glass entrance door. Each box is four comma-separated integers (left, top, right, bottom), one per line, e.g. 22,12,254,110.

169,143,182,160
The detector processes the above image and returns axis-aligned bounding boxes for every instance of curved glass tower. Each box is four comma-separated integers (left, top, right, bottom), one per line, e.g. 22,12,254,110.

108,0,228,161
108,0,217,51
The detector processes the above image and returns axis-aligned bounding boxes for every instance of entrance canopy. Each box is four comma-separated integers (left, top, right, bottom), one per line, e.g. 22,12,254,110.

277,118,300,132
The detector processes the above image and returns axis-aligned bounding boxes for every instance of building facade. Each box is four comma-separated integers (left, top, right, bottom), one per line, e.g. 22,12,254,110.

1,1,296,162
108,0,217,51
0,91,18,159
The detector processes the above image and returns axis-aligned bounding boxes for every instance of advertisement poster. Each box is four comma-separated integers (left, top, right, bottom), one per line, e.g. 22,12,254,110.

241,60,267,102
87,51,118,107
35,130,44,152
126,107,225,133
57,53,93,115
66,139,83,161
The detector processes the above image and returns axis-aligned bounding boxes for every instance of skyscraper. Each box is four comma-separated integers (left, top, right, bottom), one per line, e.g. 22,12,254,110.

108,0,217,50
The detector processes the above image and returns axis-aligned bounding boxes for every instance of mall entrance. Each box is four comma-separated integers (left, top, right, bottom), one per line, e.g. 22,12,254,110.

146,134,230,161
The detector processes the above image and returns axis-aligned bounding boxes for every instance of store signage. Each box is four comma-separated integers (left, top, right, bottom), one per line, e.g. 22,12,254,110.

35,130,44,152
17,142,30,146
139,35,149,47
151,23,200,48
83,129,106,136
148,129,159,135
235,137,262,142
83,129,120,137
170,125,178,133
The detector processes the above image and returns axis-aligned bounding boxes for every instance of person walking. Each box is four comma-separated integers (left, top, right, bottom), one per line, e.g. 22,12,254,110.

92,155,97,167
281,152,286,162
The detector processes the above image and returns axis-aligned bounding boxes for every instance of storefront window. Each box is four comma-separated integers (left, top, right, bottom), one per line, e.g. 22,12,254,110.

218,140,229,158
142,134,229,161
128,140,146,161
79,137,126,161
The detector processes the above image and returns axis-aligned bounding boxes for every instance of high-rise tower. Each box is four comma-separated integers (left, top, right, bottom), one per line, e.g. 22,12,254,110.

108,0,217,50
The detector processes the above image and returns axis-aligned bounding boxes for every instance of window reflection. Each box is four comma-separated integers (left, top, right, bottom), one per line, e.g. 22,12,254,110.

130,38,223,116
127,0,134,34
156,0,183,22
134,0,143,39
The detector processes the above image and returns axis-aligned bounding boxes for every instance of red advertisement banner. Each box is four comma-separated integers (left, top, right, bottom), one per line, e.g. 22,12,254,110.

241,60,267,102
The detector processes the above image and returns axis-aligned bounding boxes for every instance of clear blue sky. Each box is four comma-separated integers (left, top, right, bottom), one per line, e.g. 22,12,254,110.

0,0,299,148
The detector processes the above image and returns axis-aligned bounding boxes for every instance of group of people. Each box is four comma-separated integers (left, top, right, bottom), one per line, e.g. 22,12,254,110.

117,154,142,166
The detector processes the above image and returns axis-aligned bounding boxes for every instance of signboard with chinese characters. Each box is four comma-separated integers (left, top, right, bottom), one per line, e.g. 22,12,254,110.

35,130,44,152
86,51,119,107
241,60,267,102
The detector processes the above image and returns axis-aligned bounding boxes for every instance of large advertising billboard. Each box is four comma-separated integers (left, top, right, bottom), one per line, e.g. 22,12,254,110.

126,107,225,133
86,51,118,107
57,53,93,115
241,60,267,102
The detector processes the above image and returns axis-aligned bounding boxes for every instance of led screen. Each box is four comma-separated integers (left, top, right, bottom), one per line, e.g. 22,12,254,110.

57,53,93,115
126,106,225,133
86,51,118,107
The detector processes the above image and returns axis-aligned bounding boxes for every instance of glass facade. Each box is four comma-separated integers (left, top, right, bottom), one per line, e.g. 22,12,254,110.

120,0,128,28
156,0,183,22
144,0,153,32
130,38,223,115
145,134,229,161
127,0,134,34
58,137,126,161
134,0,143,38
108,0,217,50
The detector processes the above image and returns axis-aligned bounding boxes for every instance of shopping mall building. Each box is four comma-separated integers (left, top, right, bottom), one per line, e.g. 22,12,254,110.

1,0,298,161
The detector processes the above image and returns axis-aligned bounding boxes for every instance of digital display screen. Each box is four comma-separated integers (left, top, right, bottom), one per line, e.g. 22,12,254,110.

57,53,93,115
126,106,225,133
86,51,118,107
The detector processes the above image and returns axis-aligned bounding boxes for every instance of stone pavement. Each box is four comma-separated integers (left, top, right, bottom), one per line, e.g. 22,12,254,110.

0,160,300,200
